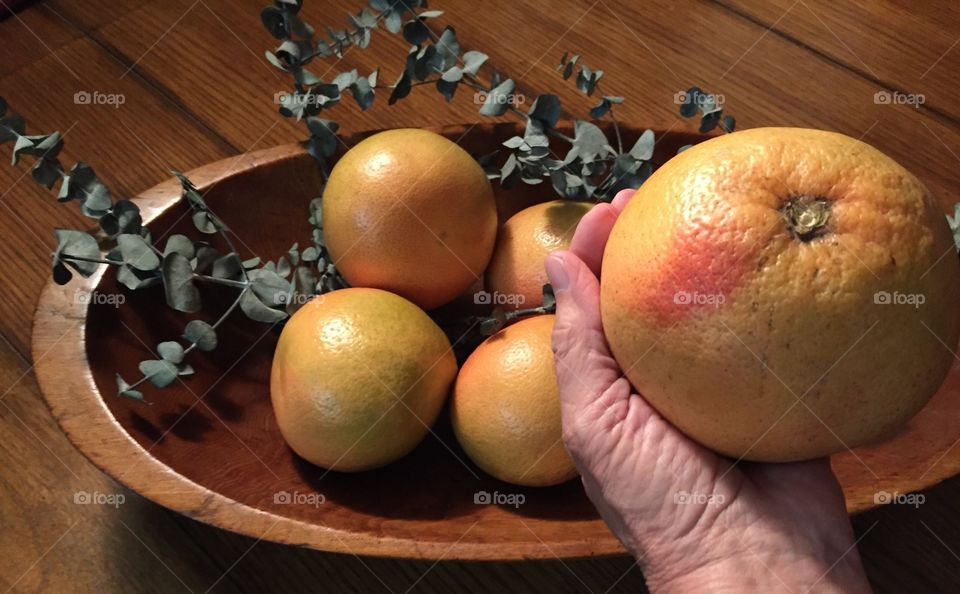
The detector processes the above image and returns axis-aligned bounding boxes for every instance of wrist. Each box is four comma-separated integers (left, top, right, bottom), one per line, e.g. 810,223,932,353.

634,522,871,593
645,549,870,594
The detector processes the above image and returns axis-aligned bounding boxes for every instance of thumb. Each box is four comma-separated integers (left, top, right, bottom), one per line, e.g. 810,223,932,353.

545,250,624,418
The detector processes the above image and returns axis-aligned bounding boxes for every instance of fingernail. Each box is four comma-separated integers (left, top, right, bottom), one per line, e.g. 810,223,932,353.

546,253,570,291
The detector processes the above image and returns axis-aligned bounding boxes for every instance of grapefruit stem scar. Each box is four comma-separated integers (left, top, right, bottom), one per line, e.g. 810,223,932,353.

781,195,832,241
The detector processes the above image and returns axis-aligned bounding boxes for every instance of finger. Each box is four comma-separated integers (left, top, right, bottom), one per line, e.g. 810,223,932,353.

569,203,619,277
610,188,637,213
546,250,623,416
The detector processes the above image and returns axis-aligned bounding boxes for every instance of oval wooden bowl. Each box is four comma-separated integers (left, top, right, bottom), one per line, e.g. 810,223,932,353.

32,122,960,560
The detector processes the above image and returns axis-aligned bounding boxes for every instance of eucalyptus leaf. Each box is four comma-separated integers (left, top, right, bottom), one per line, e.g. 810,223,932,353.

139,359,178,389
249,268,292,307
212,253,243,279
572,120,614,162
184,320,217,352
0,113,25,143
679,86,702,118
528,95,560,128
430,27,460,72
264,50,288,71
462,50,488,76
163,234,196,259
699,111,720,133
480,78,515,116
349,7,379,29
333,69,359,90
11,135,32,165
158,341,185,364
116,264,159,290
301,246,320,261
384,10,402,33
260,6,287,39
239,288,288,323
32,158,63,189
389,71,413,105
403,18,430,45
115,374,145,402
306,117,340,157
276,255,292,278
117,234,160,271
99,200,142,236
350,75,376,110
437,66,462,102
193,245,219,275
63,162,112,214
162,253,201,313
53,229,100,277
502,136,525,149
192,211,221,234
629,129,655,161
413,45,437,80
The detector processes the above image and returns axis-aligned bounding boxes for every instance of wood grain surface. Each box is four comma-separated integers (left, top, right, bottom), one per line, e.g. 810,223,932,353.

3,0,960,591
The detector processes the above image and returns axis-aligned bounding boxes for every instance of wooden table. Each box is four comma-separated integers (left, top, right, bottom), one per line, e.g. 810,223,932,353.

2,0,960,591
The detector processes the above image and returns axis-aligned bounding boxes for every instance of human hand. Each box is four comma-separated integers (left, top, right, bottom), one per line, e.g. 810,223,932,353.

545,189,871,593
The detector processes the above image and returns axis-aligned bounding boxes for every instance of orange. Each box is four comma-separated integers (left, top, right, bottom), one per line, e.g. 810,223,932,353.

486,200,593,310
270,288,457,471
323,129,498,310
601,127,960,462
451,314,578,486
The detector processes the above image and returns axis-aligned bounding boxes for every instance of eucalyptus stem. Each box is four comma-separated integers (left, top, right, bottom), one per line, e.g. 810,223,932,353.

608,106,623,154
194,275,249,289
61,255,123,267
182,286,249,358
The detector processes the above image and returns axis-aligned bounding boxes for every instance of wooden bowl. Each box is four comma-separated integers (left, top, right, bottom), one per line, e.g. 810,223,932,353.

32,122,960,560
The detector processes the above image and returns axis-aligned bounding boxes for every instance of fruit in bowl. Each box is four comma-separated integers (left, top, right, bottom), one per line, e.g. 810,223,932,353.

271,287,457,471
486,200,593,310
322,128,498,311
451,314,578,487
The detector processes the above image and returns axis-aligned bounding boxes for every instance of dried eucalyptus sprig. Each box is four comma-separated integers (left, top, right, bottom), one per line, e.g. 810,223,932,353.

0,97,334,401
261,1,736,206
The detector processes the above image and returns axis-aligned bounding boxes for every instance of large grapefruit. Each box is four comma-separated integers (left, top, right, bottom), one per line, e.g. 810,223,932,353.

601,127,960,461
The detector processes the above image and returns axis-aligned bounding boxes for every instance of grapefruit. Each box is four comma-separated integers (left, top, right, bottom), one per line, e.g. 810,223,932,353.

322,129,498,310
451,314,578,486
486,200,593,309
270,288,457,471
601,127,960,461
